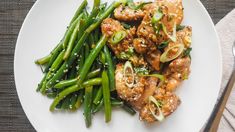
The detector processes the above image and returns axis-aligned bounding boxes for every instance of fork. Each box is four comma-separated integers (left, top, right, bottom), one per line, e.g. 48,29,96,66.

204,41,235,132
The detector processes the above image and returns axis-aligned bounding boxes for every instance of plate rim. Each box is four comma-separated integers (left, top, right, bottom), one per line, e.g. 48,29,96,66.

14,0,223,131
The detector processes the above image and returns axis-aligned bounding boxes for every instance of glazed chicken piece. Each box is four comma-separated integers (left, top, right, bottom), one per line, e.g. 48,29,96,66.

101,18,124,37
137,7,158,43
101,18,136,56
138,0,184,44
156,0,184,30
131,77,158,110
114,4,145,21
146,50,162,71
129,55,148,67
176,26,192,48
115,63,146,102
163,57,191,91
133,38,156,54
165,26,192,51
139,89,181,123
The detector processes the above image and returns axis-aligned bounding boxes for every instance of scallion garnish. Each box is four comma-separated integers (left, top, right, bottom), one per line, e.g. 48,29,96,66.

162,22,177,42
127,2,151,10
183,47,192,58
152,9,163,24
149,96,165,122
158,41,169,50
109,30,127,45
160,44,184,63
123,61,135,88
139,74,165,81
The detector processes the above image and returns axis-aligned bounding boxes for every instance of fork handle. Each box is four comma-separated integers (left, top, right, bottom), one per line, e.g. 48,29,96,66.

204,68,235,132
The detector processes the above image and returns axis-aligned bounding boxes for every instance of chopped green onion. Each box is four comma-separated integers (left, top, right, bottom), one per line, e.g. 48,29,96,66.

134,67,149,75
127,2,151,10
158,41,169,50
118,47,134,60
183,47,192,58
149,96,164,122
160,44,184,63
176,25,185,31
162,22,177,42
109,30,127,45
121,22,131,29
139,74,165,81
152,10,163,24
123,61,134,88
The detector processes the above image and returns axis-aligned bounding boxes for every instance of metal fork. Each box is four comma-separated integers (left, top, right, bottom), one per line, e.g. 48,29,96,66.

204,41,235,132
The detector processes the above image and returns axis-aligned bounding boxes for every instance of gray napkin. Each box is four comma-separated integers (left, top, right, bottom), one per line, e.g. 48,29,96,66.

215,9,235,132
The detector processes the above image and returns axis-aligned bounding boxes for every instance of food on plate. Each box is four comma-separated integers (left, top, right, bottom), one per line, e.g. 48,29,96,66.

35,0,192,128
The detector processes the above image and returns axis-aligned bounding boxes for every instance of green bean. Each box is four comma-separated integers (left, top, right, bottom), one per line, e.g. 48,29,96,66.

94,29,100,43
61,95,72,110
44,42,63,73
77,36,107,86
48,50,65,75
104,45,115,91
55,100,63,109
54,78,77,89
64,14,83,59
93,0,100,9
77,46,85,74
47,93,57,99
70,0,88,25
85,43,90,59
46,2,120,88
92,98,103,113
82,78,102,87
76,4,99,40
74,90,84,109
122,103,136,115
35,54,51,65
69,93,78,110
111,99,123,106
50,78,101,111
88,34,95,47
86,68,101,79
50,85,81,111
99,51,106,64
84,86,93,128
40,50,65,94
93,86,103,105
102,70,111,122
36,75,47,92
67,64,77,79
54,68,101,89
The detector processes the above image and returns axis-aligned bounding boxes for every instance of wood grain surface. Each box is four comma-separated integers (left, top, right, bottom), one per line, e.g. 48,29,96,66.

0,0,234,131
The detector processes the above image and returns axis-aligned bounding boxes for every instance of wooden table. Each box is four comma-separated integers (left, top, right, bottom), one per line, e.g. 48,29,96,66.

0,0,234,131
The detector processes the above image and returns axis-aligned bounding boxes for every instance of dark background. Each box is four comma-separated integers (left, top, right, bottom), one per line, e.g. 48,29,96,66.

0,0,234,131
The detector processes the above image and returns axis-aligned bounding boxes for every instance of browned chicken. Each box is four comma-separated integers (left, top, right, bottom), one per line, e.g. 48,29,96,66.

133,38,156,54
163,57,191,91
146,50,162,71
115,63,146,102
131,77,159,110
139,90,181,123
137,7,159,43
103,0,191,124
101,18,135,57
156,0,184,30
114,4,145,21
101,18,124,37
176,26,192,48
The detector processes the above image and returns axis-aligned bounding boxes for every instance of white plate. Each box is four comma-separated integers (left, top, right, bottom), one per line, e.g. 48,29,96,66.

14,0,222,132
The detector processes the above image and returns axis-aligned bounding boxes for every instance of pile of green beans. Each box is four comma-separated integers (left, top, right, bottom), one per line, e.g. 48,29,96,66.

35,0,136,128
